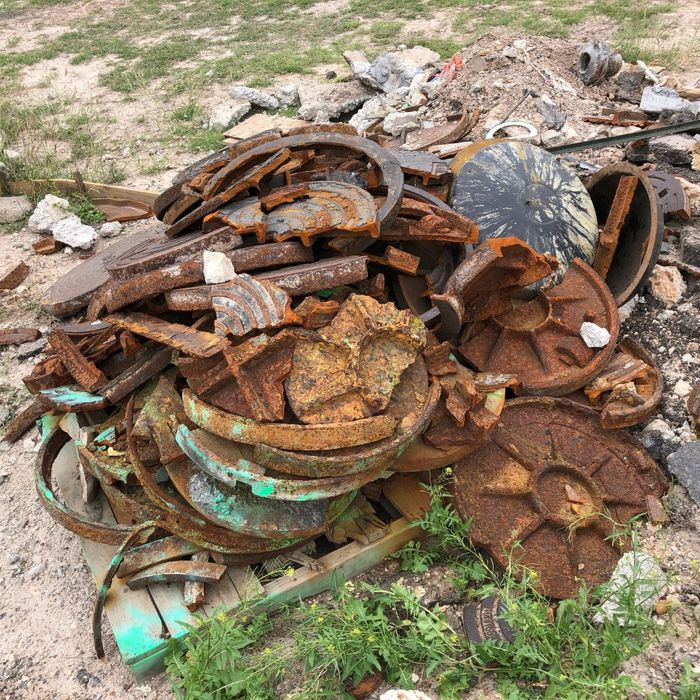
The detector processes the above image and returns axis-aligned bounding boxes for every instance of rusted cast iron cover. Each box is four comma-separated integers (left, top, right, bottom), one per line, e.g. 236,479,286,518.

453,397,667,599
450,141,598,288
459,259,619,396
285,294,427,424
165,457,356,539
586,163,664,306
41,226,164,317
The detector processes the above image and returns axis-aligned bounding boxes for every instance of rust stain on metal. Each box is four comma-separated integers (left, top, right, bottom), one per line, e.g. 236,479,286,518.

584,336,662,429
459,259,619,396
47,329,107,392
116,536,202,577
104,312,228,358
431,237,558,342
0,327,41,347
286,294,426,424
293,297,340,329
221,330,297,422
367,245,421,275
453,397,667,599
126,560,227,589
183,388,397,451
592,175,637,278
689,381,700,438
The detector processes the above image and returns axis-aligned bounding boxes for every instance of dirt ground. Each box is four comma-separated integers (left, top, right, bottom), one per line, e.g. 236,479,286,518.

1,2,700,698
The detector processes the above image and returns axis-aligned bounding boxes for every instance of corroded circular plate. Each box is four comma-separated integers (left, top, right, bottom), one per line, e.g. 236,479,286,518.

458,259,619,396
453,397,667,599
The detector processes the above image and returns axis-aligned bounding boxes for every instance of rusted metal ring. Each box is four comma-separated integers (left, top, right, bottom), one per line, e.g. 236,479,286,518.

166,133,404,237
586,162,664,305
36,427,140,545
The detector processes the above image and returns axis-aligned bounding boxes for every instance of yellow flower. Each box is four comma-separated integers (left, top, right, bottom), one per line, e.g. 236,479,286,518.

445,467,453,475
285,566,295,577
327,643,335,652
216,612,226,622
317,615,325,623
450,634,458,644
263,647,272,656
351,627,362,636
309,602,318,611
367,634,376,643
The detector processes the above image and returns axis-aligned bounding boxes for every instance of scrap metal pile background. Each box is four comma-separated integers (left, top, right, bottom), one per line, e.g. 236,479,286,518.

17,119,676,631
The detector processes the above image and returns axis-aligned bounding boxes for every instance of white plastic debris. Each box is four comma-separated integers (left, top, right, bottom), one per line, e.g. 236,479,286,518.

203,250,236,284
50,215,97,250
594,552,666,625
580,321,611,348
27,193,72,233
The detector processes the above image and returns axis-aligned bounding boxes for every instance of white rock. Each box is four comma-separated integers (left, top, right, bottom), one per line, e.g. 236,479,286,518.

0,195,32,224
349,95,389,135
276,83,299,107
297,81,374,121
230,86,280,110
27,194,72,233
380,691,434,700
208,102,251,130
643,418,675,440
648,265,686,306
617,295,638,323
50,215,97,250
594,552,666,625
673,379,692,398
99,221,122,238
3,148,20,160
382,111,421,136
203,250,236,284
350,46,441,94
580,321,611,348
639,85,700,116
513,39,528,50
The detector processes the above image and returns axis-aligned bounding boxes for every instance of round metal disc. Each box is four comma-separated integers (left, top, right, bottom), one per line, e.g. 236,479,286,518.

454,397,667,599
449,140,598,287
458,259,619,396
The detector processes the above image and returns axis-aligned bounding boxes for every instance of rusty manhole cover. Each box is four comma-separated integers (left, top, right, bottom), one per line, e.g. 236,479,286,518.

453,397,667,599
458,258,619,396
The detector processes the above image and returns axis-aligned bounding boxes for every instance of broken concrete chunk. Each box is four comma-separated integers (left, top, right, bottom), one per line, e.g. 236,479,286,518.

50,215,97,250
203,250,236,284
627,134,697,167
668,442,700,505
99,221,122,238
27,193,72,234
230,86,280,111
615,68,645,102
16,337,47,360
382,111,421,136
349,95,390,135
276,83,299,107
648,265,686,306
297,80,374,121
594,552,666,624
208,102,251,130
639,85,700,116
0,261,30,290
343,50,372,77
580,321,611,348
0,195,32,224
350,46,441,94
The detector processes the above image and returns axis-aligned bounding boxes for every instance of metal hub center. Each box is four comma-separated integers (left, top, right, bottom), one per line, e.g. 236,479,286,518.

496,292,551,330
531,464,603,525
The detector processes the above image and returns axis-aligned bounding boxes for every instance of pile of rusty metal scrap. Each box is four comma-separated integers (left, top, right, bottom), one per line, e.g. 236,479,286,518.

7,126,672,622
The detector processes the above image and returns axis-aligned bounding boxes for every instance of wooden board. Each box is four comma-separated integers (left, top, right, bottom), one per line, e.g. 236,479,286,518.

58,439,429,679
9,179,159,204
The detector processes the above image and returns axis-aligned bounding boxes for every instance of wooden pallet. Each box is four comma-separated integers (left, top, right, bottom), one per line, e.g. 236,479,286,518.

53,442,430,679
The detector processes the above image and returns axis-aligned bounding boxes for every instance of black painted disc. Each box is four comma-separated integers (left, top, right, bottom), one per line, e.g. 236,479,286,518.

450,141,598,286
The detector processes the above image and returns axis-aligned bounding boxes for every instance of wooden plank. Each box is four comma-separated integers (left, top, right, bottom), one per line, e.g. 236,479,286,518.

382,474,432,521
9,179,158,204
52,441,166,667
260,517,423,609
229,566,264,602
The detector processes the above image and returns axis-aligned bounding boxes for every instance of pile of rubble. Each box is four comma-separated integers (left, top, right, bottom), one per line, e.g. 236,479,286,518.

1,36,700,660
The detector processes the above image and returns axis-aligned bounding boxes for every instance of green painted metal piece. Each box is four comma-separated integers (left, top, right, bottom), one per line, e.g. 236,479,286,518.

165,457,357,539
176,425,389,501
39,386,108,412
40,413,62,442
